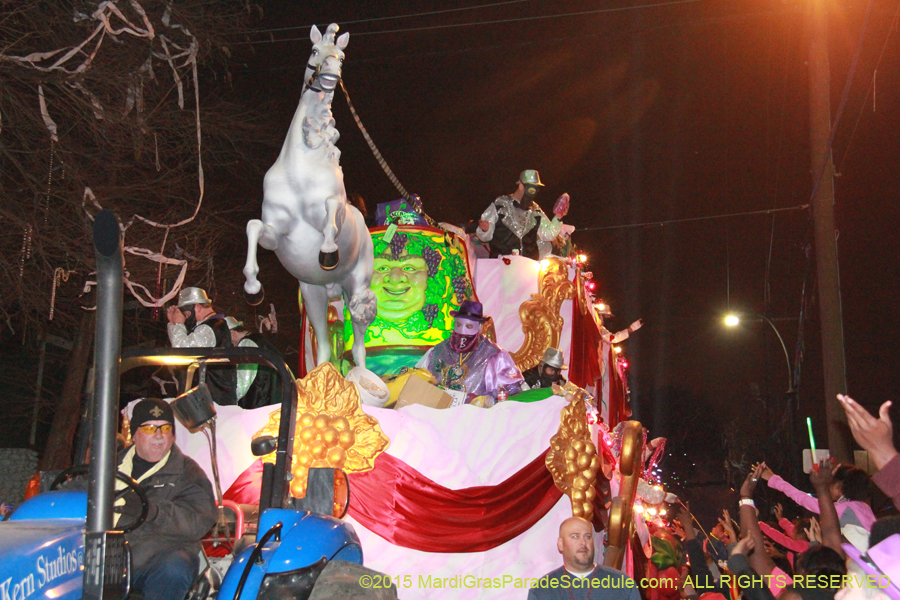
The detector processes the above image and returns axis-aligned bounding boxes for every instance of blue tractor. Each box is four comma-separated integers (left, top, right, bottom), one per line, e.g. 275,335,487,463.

0,210,394,600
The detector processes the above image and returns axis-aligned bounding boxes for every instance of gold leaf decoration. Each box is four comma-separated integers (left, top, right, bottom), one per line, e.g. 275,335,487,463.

252,362,390,499
546,385,601,521
511,256,576,372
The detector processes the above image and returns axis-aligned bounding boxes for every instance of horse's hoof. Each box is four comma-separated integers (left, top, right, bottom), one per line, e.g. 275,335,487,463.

244,285,265,306
319,250,339,270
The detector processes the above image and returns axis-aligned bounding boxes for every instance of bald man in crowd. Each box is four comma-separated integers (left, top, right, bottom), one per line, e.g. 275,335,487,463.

528,517,640,600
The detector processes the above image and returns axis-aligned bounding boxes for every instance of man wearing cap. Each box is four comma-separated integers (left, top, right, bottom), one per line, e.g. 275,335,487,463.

476,170,564,260
166,286,237,405
416,300,524,403
117,398,217,600
226,316,284,409
522,347,568,391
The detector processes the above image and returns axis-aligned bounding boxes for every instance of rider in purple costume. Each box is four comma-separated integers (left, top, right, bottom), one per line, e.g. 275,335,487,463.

417,300,524,402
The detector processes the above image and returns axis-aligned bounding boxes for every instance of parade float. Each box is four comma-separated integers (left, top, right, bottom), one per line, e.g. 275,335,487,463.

195,21,669,600
0,9,674,599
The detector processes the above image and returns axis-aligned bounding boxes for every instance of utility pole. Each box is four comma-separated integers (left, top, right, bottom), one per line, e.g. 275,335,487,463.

808,0,852,462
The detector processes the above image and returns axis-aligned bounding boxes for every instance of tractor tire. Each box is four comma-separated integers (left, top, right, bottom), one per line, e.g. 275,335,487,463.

308,561,398,600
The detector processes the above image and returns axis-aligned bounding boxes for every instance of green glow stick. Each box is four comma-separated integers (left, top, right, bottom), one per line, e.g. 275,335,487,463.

807,417,818,471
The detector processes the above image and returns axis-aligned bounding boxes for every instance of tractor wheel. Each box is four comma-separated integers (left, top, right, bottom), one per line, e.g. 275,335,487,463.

308,561,397,600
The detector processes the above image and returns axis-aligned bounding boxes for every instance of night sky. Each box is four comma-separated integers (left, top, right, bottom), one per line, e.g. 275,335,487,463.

228,0,900,459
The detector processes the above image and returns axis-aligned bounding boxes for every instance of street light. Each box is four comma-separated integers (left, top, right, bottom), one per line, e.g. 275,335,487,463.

723,312,794,394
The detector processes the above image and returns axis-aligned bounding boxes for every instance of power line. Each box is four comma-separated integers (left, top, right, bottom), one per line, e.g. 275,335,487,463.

231,0,530,35
227,8,789,73
575,204,809,232
231,0,709,46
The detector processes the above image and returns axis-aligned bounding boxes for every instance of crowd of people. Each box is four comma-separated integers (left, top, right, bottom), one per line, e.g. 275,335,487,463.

527,393,900,600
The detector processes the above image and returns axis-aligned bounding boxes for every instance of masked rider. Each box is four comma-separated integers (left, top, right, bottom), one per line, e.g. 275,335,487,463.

166,287,237,406
417,300,524,403
477,170,563,260
522,347,568,391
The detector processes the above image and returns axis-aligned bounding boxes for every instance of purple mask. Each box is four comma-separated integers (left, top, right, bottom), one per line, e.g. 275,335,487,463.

449,317,481,353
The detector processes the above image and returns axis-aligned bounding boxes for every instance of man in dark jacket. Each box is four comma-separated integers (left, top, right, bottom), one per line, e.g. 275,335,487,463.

166,286,237,405
117,398,217,600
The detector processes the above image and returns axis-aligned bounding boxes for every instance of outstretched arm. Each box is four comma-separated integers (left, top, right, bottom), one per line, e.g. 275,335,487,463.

741,464,776,577
758,521,806,554
810,461,844,557
761,463,821,515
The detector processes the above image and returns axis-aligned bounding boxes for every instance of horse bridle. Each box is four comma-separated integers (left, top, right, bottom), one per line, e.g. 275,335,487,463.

303,60,340,94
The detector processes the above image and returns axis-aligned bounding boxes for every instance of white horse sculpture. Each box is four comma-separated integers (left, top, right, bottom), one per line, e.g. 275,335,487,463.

243,23,376,368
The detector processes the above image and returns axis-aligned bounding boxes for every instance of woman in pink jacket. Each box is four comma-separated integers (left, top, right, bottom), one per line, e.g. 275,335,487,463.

760,462,876,534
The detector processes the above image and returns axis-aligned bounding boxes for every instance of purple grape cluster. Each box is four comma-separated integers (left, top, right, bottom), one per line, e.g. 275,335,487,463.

423,303,438,325
389,233,408,260
423,246,441,277
452,277,469,303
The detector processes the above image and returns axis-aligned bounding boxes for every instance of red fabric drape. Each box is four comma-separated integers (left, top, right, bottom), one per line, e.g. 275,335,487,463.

348,451,562,553
608,344,628,427
223,450,564,554
568,296,600,391
224,459,264,505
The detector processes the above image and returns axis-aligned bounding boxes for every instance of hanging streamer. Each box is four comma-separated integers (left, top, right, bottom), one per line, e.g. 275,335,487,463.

8,1,205,309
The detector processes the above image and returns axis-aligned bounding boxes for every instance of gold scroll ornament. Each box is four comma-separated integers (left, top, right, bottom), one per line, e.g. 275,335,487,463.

546,383,601,521
252,362,390,499
603,420,644,570
511,256,576,372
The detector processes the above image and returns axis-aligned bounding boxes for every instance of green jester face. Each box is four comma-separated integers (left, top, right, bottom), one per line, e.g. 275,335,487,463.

371,255,429,322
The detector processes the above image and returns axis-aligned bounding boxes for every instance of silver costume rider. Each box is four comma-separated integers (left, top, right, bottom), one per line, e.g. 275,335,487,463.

477,170,562,260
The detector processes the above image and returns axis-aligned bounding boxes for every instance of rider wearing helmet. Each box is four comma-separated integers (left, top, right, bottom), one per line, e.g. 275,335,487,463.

476,170,563,260
522,347,568,391
166,287,237,405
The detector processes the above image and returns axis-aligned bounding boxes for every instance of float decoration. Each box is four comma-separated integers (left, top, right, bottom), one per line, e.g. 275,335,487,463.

511,255,576,372
604,420,645,570
545,383,600,521
242,23,377,369
252,362,389,499
647,529,685,600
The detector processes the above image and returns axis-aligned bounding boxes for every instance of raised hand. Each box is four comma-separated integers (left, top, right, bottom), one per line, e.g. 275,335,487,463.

740,463,763,498
838,394,898,470
805,517,822,544
719,509,737,543
166,305,185,325
732,535,755,556
809,459,833,491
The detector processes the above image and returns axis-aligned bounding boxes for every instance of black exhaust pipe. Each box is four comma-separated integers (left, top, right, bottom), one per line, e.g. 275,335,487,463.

87,209,123,533
83,210,127,600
